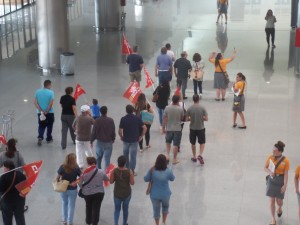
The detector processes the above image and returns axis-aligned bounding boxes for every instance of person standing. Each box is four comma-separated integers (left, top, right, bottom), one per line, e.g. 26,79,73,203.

57,153,81,225
90,106,116,170
187,94,208,164
165,43,175,62
126,45,144,85
216,0,228,24
0,160,26,225
174,51,192,99
265,9,277,48
118,105,147,175
153,82,170,129
264,141,289,225
60,87,77,150
191,53,205,96
34,79,54,146
110,155,135,225
155,47,173,84
73,105,94,169
295,163,300,221
90,99,101,120
162,95,184,165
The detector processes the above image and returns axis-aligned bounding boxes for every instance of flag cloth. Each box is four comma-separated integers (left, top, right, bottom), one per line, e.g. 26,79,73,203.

121,33,132,55
174,86,181,96
0,135,7,145
144,67,154,88
15,160,43,197
73,84,86,101
123,81,142,104
103,164,116,187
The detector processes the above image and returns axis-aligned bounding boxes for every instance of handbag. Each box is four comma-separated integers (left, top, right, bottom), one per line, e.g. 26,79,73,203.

218,62,229,84
190,62,204,81
52,177,70,193
141,110,154,124
146,168,154,195
78,168,98,198
232,83,245,111
152,93,159,103
266,156,285,184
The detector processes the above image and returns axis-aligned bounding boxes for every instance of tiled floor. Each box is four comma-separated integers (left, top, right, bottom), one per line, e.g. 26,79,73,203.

0,0,300,225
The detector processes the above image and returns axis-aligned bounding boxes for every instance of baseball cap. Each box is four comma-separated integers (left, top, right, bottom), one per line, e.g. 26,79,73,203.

80,105,90,112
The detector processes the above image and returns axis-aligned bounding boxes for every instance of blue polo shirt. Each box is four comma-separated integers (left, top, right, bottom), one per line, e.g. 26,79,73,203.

156,54,172,70
119,114,143,143
34,88,54,113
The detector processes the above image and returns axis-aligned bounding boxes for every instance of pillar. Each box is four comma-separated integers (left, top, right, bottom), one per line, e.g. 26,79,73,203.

291,0,299,28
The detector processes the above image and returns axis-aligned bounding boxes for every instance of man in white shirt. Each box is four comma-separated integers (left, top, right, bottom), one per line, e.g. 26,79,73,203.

166,43,175,62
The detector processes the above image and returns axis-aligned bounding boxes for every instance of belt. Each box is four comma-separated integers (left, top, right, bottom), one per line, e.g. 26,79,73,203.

158,70,169,72
275,174,284,176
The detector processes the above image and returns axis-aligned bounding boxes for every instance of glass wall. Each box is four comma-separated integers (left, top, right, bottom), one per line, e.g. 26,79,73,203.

0,0,34,17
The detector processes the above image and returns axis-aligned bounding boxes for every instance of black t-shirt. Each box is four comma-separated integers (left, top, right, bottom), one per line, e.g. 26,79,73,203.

119,114,143,143
174,58,192,79
60,95,76,115
126,54,144,72
57,165,81,190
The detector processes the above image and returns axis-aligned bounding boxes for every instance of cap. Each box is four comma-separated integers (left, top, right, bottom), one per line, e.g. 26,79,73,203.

81,105,90,112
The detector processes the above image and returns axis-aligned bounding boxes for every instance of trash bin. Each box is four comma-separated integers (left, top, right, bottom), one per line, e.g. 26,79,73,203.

60,52,75,75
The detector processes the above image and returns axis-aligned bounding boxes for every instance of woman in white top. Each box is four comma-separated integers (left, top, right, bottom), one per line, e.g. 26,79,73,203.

191,53,205,96
265,9,277,48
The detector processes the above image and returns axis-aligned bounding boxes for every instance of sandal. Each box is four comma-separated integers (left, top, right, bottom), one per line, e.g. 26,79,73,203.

232,123,237,128
277,209,282,217
270,221,276,225
215,98,220,101
238,126,247,129
172,160,180,165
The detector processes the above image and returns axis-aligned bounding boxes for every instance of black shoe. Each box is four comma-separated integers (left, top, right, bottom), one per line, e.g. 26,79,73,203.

62,147,66,150
238,126,247,129
277,210,282,217
46,139,53,143
183,96,188,100
37,138,42,146
191,158,197,163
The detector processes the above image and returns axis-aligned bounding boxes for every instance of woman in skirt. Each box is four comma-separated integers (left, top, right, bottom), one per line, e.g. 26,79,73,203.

232,73,246,129
264,141,289,225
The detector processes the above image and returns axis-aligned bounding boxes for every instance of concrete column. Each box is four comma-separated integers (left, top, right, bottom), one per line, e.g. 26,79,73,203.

291,0,299,28
37,0,69,71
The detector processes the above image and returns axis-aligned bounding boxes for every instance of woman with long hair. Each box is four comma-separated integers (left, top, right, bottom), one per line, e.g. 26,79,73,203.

265,9,277,48
209,49,236,101
57,153,81,225
232,72,246,129
144,154,175,225
191,53,205,96
153,82,170,130
0,138,25,168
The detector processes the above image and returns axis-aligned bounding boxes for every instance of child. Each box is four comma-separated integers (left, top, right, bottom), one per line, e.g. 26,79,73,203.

90,99,100,119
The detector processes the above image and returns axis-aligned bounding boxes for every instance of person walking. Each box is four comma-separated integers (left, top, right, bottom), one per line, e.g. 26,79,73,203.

110,155,135,225
126,45,144,85
216,0,228,24
0,138,25,169
294,163,300,221
174,51,192,99
187,94,208,164
79,157,109,225
90,106,116,170
165,43,175,62
57,153,81,225
0,160,26,225
155,47,173,84
144,154,175,225
34,79,55,146
73,105,94,169
60,87,77,150
119,105,147,175
153,82,170,130
209,49,237,101
264,141,289,225
265,9,277,48
191,53,205,96
232,73,247,129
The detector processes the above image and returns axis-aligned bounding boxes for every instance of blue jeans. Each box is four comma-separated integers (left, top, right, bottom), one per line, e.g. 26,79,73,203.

60,189,77,224
37,113,54,141
157,107,164,126
95,141,113,169
158,71,172,84
150,197,170,219
114,195,131,225
123,142,138,171
193,80,203,95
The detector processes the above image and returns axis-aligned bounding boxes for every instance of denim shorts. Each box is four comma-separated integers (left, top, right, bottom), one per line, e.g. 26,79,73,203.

189,129,206,145
165,131,181,147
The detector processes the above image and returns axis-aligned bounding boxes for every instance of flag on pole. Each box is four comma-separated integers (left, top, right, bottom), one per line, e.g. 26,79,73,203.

0,135,7,145
15,160,43,197
74,84,86,101
123,81,142,104
144,67,154,88
121,33,132,55
103,164,116,187
174,85,181,96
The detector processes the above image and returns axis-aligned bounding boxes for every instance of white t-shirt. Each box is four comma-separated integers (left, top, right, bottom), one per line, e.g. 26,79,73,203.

265,16,276,28
167,50,175,62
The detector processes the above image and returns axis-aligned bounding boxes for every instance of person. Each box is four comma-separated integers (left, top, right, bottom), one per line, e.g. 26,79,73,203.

110,155,135,225
216,0,228,24
153,82,170,129
232,73,247,129
191,53,205,96
209,49,237,101
79,157,109,225
90,106,116,170
162,95,184,164
119,105,147,175
126,45,144,85
144,154,175,225
165,43,175,62
60,87,77,150
155,47,173,84
134,93,154,151
294,163,300,220
0,138,25,169
34,79,54,146
90,99,100,120
0,160,26,225
264,141,289,225
73,105,94,169
186,94,208,164
57,153,81,225
265,9,277,48
174,51,192,99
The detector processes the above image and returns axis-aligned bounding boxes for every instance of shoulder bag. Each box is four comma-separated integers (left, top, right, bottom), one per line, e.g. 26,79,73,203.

266,156,285,184
146,167,154,195
152,87,159,103
52,176,70,193
190,62,204,81
232,82,245,111
78,168,98,198
218,62,229,84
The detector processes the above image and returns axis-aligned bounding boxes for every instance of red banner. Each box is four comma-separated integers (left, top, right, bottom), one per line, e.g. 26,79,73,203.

103,164,116,187
144,67,154,88
0,135,7,145
74,84,86,101
122,33,132,55
123,81,142,104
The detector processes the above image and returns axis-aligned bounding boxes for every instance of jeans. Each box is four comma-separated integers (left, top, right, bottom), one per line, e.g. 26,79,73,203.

37,113,54,141
139,124,151,149
177,77,188,97
1,199,26,225
150,197,170,219
114,195,131,225
158,71,172,84
95,141,113,169
193,80,203,95
60,189,77,224
123,142,138,171
84,192,104,225
61,114,76,148
157,107,164,126
265,28,275,45
75,140,93,168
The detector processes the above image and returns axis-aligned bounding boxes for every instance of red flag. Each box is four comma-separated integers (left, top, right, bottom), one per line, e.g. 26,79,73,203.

73,84,86,101
144,67,154,88
123,81,142,104
103,163,116,187
174,86,181,96
0,135,7,145
15,160,43,197
122,33,132,55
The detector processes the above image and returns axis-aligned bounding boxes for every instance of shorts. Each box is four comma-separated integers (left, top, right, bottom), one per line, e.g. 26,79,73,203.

129,70,141,82
189,129,206,145
165,131,182,147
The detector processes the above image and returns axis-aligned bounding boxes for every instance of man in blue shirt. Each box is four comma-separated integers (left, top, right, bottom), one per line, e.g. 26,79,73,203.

155,47,173,84
34,80,55,146
126,46,144,85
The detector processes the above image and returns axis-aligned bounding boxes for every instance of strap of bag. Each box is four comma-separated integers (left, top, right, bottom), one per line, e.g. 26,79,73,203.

274,156,285,171
217,61,225,74
0,171,16,201
82,168,98,187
